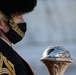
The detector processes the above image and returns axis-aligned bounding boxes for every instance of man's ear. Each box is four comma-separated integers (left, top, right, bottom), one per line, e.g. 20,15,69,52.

0,19,3,29
0,19,10,32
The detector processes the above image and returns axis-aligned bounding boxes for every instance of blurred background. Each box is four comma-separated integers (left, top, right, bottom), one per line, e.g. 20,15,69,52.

13,0,76,75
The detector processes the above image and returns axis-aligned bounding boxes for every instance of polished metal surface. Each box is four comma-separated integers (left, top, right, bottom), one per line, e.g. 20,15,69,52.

41,46,72,62
41,46,73,75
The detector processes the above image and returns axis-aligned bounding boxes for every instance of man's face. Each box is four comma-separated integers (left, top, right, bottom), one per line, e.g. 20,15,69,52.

0,15,25,33
11,14,25,24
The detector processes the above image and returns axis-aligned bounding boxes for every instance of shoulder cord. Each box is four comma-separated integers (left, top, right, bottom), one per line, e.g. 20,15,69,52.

0,53,16,75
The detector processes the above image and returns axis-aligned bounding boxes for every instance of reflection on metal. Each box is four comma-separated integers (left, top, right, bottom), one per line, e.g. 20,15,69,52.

41,46,73,75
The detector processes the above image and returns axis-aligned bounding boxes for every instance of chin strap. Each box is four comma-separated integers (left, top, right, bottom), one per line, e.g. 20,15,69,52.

9,20,25,38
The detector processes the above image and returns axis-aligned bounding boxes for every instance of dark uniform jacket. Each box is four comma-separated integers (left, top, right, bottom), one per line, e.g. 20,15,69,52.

0,38,34,75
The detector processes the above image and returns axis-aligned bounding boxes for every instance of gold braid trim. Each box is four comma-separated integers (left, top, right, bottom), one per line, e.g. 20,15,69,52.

9,20,25,38
0,52,16,75
0,53,3,72
0,68,11,75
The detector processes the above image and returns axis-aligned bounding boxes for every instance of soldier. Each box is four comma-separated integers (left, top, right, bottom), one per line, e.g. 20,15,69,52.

0,0,37,75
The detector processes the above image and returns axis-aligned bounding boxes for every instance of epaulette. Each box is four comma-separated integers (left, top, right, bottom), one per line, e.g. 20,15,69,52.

0,52,16,75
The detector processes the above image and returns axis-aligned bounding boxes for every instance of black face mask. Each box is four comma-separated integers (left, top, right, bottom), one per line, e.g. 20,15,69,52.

4,22,27,44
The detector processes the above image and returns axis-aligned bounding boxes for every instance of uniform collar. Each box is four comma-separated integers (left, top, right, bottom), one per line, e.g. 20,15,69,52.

0,37,13,47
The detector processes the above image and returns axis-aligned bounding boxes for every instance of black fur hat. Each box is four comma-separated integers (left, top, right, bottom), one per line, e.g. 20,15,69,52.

0,0,37,19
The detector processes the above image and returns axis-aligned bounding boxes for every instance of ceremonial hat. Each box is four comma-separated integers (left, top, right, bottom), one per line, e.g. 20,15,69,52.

0,0,37,19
